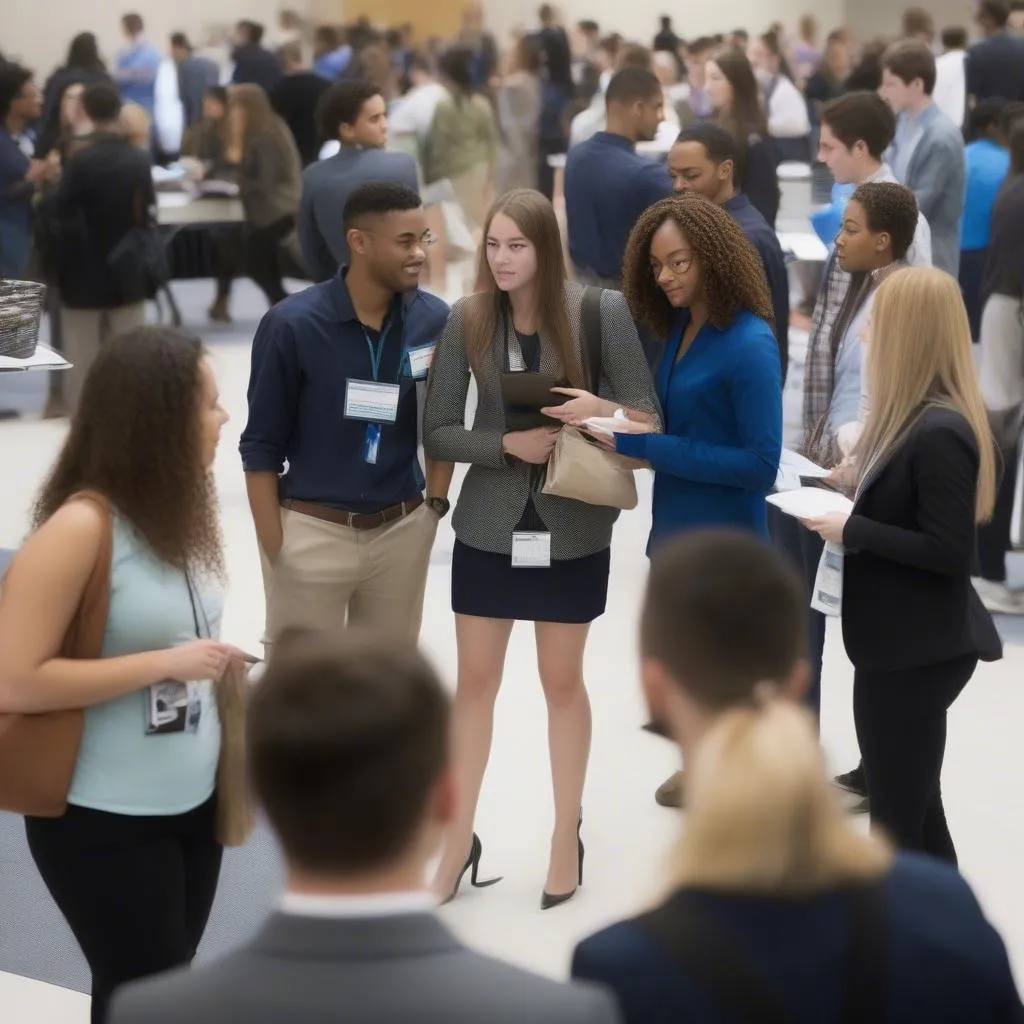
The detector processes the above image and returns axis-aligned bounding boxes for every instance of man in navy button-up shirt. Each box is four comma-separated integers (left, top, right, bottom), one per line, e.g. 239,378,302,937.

669,122,790,383
564,67,672,286
241,182,451,645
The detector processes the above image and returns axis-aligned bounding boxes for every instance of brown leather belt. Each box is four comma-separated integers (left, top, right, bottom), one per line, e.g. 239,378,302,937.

282,495,423,531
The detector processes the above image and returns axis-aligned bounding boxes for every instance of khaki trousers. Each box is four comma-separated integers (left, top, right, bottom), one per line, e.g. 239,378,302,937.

261,504,439,646
61,303,147,414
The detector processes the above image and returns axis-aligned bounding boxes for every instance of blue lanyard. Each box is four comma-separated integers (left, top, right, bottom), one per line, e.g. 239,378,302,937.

361,318,394,382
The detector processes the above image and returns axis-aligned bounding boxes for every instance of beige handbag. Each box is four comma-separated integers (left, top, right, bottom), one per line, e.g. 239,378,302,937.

543,425,639,509
542,287,639,510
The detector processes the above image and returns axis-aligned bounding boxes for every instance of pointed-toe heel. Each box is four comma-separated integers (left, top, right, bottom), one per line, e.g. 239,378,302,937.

441,833,502,905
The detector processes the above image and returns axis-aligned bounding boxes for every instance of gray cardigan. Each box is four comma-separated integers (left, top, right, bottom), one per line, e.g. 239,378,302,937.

423,284,661,560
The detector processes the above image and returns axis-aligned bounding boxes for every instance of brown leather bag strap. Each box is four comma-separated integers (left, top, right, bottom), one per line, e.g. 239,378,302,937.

59,491,114,659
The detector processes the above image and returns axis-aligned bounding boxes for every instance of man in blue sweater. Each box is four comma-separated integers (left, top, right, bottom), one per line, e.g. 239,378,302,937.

668,122,790,382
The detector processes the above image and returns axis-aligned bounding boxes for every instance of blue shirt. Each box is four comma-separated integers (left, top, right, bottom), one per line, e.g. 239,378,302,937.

573,853,1023,1024
240,272,450,511
723,192,790,378
615,309,782,549
114,40,163,112
564,131,672,279
314,46,353,80
68,516,222,816
961,138,1009,251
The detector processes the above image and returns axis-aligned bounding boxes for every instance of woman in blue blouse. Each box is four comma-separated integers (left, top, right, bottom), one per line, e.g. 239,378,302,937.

555,192,782,808
563,192,781,549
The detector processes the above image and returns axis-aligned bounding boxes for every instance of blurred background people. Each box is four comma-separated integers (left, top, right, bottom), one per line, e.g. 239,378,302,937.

170,33,219,130
312,25,352,81
423,46,499,233
41,32,111,134
705,47,780,225
231,20,282,92
270,42,331,167
113,13,161,117
54,83,153,413
0,62,51,280
748,30,811,163
495,35,542,193
219,84,302,308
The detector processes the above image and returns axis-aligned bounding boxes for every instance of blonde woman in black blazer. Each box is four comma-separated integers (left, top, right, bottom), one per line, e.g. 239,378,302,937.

803,267,1001,865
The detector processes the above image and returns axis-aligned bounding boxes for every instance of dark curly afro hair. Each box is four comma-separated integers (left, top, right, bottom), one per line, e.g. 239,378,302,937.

622,192,773,338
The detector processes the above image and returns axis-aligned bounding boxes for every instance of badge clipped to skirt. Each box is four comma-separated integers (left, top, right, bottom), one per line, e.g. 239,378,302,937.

512,531,552,568
146,681,203,735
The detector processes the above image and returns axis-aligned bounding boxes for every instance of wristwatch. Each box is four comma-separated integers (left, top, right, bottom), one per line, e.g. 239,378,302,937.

427,496,451,518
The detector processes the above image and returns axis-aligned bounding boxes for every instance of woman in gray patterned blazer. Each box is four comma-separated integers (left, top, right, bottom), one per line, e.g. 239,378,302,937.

423,188,661,910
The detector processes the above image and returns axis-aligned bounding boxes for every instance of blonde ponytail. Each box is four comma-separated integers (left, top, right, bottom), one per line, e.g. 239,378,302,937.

669,697,891,896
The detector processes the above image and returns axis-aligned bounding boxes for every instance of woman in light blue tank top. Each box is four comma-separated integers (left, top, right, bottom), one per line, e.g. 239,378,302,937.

0,326,239,1024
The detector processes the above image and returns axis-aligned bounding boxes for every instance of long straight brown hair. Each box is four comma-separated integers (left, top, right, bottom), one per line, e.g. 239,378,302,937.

465,188,582,385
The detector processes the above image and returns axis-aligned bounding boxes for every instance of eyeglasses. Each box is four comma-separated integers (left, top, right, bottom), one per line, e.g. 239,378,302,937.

652,254,695,278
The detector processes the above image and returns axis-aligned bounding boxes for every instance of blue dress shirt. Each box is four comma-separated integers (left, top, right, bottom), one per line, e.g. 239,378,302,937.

239,272,450,511
0,126,32,278
961,138,1009,251
114,41,163,112
615,309,782,550
564,131,672,279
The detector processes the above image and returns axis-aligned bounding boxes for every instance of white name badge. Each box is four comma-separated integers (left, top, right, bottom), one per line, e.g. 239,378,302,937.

810,541,844,617
407,344,435,380
344,379,400,423
512,531,552,568
145,680,203,735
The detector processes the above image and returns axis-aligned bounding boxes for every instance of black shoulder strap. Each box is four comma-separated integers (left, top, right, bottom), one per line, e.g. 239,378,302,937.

637,893,790,1024
637,881,888,1024
581,286,603,392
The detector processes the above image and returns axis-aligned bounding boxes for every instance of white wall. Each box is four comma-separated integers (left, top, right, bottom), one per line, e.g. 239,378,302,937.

3,0,283,81
482,0,845,48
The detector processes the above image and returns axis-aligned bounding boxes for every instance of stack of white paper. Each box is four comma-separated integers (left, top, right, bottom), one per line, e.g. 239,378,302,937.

766,487,853,518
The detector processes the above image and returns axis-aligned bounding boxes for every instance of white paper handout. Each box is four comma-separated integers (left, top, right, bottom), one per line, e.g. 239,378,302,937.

779,448,831,478
766,487,853,519
583,410,630,436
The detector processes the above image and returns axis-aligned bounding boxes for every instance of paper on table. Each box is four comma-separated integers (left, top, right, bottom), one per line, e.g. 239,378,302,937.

779,448,831,479
766,487,853,519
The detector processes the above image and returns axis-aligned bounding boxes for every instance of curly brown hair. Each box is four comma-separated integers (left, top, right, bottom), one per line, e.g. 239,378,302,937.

622,192,774,337
33,326,224,577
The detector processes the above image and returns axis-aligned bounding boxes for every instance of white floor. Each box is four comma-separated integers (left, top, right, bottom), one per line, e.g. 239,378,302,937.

3,280,1024,1022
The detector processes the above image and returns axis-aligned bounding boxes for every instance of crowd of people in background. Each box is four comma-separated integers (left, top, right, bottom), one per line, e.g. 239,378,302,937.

4,2,1024,1022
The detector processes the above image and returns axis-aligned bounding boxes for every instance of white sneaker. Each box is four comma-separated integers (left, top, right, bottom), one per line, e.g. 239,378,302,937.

972,578,1024,615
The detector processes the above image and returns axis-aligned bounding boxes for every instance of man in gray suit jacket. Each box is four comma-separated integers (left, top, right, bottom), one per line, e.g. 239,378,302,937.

108,631,620,1024
881,39,966,277
299,80,421,281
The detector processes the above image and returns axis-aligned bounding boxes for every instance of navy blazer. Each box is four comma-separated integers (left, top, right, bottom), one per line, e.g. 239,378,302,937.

842,405,1002,673
572,853,1022,1024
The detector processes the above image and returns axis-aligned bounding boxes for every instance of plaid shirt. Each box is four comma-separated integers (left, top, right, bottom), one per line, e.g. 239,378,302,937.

801,251,851,465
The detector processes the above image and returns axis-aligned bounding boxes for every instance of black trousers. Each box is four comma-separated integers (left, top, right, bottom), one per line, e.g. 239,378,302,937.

25,795,222,1024
853,653,976,866
246,216,295,307
767,504,825,720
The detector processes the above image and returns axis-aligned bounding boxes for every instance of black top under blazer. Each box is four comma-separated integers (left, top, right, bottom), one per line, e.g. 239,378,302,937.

841,405,1002,673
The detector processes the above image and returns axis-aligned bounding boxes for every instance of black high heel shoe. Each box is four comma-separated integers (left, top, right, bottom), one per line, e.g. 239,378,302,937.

440,833,502,905
541,815,584,910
